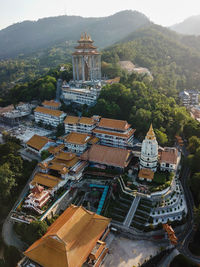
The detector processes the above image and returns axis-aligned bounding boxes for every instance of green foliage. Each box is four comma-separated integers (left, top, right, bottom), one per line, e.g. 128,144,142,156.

0,163,16,200
155,129,168,146
41,150,51,160
56,123,65,137
88,81,190,142
15,220,48,245
190,173,200,205
170,254,199,267
3,246,21,267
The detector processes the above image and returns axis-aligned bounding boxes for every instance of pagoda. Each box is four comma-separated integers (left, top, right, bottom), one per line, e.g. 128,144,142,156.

72,32,101,82
140,124,158,172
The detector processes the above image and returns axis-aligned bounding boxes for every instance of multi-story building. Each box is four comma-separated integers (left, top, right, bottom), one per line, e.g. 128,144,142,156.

62,33,102,106
42,100,61,110
64,132,99,155
34,106,66,127
64,116,96,134
93,118,135,148
159,147,179,172
179,90,199,106
140,124,158,172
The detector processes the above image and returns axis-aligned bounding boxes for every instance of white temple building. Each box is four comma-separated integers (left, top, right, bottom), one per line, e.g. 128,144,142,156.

140,124,158,172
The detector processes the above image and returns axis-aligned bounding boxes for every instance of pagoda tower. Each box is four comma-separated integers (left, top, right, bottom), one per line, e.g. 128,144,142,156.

140,124,158,172
72,33,101,82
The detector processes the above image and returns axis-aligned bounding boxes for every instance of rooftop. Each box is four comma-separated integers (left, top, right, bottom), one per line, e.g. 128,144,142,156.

42,100,61,108
159,147,178,164
81,144,132,168
138,168,154,180
24,205,111,267
65,132,91,145
31,173,61,188
98,118,131,131
26,134,53,151
64,116,80,124
34,106,64,117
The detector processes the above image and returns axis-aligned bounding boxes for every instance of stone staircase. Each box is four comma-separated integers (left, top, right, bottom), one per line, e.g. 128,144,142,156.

123,195,141,227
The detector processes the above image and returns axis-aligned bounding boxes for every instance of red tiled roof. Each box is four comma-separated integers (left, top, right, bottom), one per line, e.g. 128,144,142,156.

160,147,178,164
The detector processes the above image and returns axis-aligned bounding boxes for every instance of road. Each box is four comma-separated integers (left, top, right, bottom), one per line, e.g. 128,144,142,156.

177,165,200,264
2,166,38,251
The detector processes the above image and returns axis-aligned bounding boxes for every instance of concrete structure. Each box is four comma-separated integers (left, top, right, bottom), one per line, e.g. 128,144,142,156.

72,32,101,82
62,33,102,106
179,90,199,106
34,106,66,127
64,132,99,154
64,115,96,134
140,124,158,172
138,168,154,182
42,100,61,110
93,118,135,148
159,147,179,172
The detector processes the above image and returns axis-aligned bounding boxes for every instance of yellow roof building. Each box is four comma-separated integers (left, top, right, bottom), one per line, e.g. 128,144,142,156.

24,205,111,267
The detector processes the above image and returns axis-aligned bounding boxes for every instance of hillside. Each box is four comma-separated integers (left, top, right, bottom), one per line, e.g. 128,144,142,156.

0,10,150,59
102,24,200,94
171,15,200,36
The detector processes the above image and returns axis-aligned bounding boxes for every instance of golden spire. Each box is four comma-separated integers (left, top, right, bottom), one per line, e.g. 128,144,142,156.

80,33,84,41
146,123,156,140
88,34,92,41
84,32,88,40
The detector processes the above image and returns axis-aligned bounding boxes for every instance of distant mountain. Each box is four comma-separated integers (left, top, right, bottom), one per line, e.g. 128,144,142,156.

0,10,150,59
171,15,200,35
103,24,200,92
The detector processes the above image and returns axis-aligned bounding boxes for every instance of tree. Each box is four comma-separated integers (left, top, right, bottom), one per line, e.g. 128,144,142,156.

0,163,16,200
188,136,200,154
3,246,21,267
56,123,65,137
155,129,168,146
41,150,51,160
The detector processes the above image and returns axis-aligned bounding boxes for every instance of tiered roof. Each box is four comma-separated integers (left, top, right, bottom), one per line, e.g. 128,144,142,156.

31,173,61,188
73,32,100,56
24,205,111,267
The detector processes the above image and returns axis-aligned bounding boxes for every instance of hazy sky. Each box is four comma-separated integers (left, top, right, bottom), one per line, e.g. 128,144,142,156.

1,0,200,30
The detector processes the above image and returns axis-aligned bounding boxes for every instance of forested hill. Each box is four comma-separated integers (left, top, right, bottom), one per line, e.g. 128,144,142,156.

102,24,200,94
0,10,150,59
171,15,200,36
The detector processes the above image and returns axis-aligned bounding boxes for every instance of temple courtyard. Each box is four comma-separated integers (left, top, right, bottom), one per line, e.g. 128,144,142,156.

102,235,165,267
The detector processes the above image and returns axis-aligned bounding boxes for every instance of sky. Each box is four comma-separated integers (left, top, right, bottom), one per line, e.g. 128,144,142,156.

0,0,200,30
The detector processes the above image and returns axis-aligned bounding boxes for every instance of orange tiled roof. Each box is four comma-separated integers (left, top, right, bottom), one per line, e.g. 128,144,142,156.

160,147,178,164
138,169,154,180
79,117,95,125
42,100,61,108
34,106,64,117
98,118,131,131
48,144,65,154
65,132,91,145
31,173,61,188
80,144,132,168
93,128,135,138
24,205,111,267
26,134,53,151
55,151,76,161
64,116,79,124
48,163,69,174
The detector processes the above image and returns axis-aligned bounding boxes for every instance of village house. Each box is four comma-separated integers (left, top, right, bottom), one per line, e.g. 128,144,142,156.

159,147,179,172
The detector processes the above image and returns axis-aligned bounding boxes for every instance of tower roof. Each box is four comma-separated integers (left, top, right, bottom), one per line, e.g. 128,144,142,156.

146,124,156,140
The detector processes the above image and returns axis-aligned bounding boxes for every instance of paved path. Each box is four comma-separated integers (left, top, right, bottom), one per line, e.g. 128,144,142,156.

158,248,180,267
123,195,140,227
